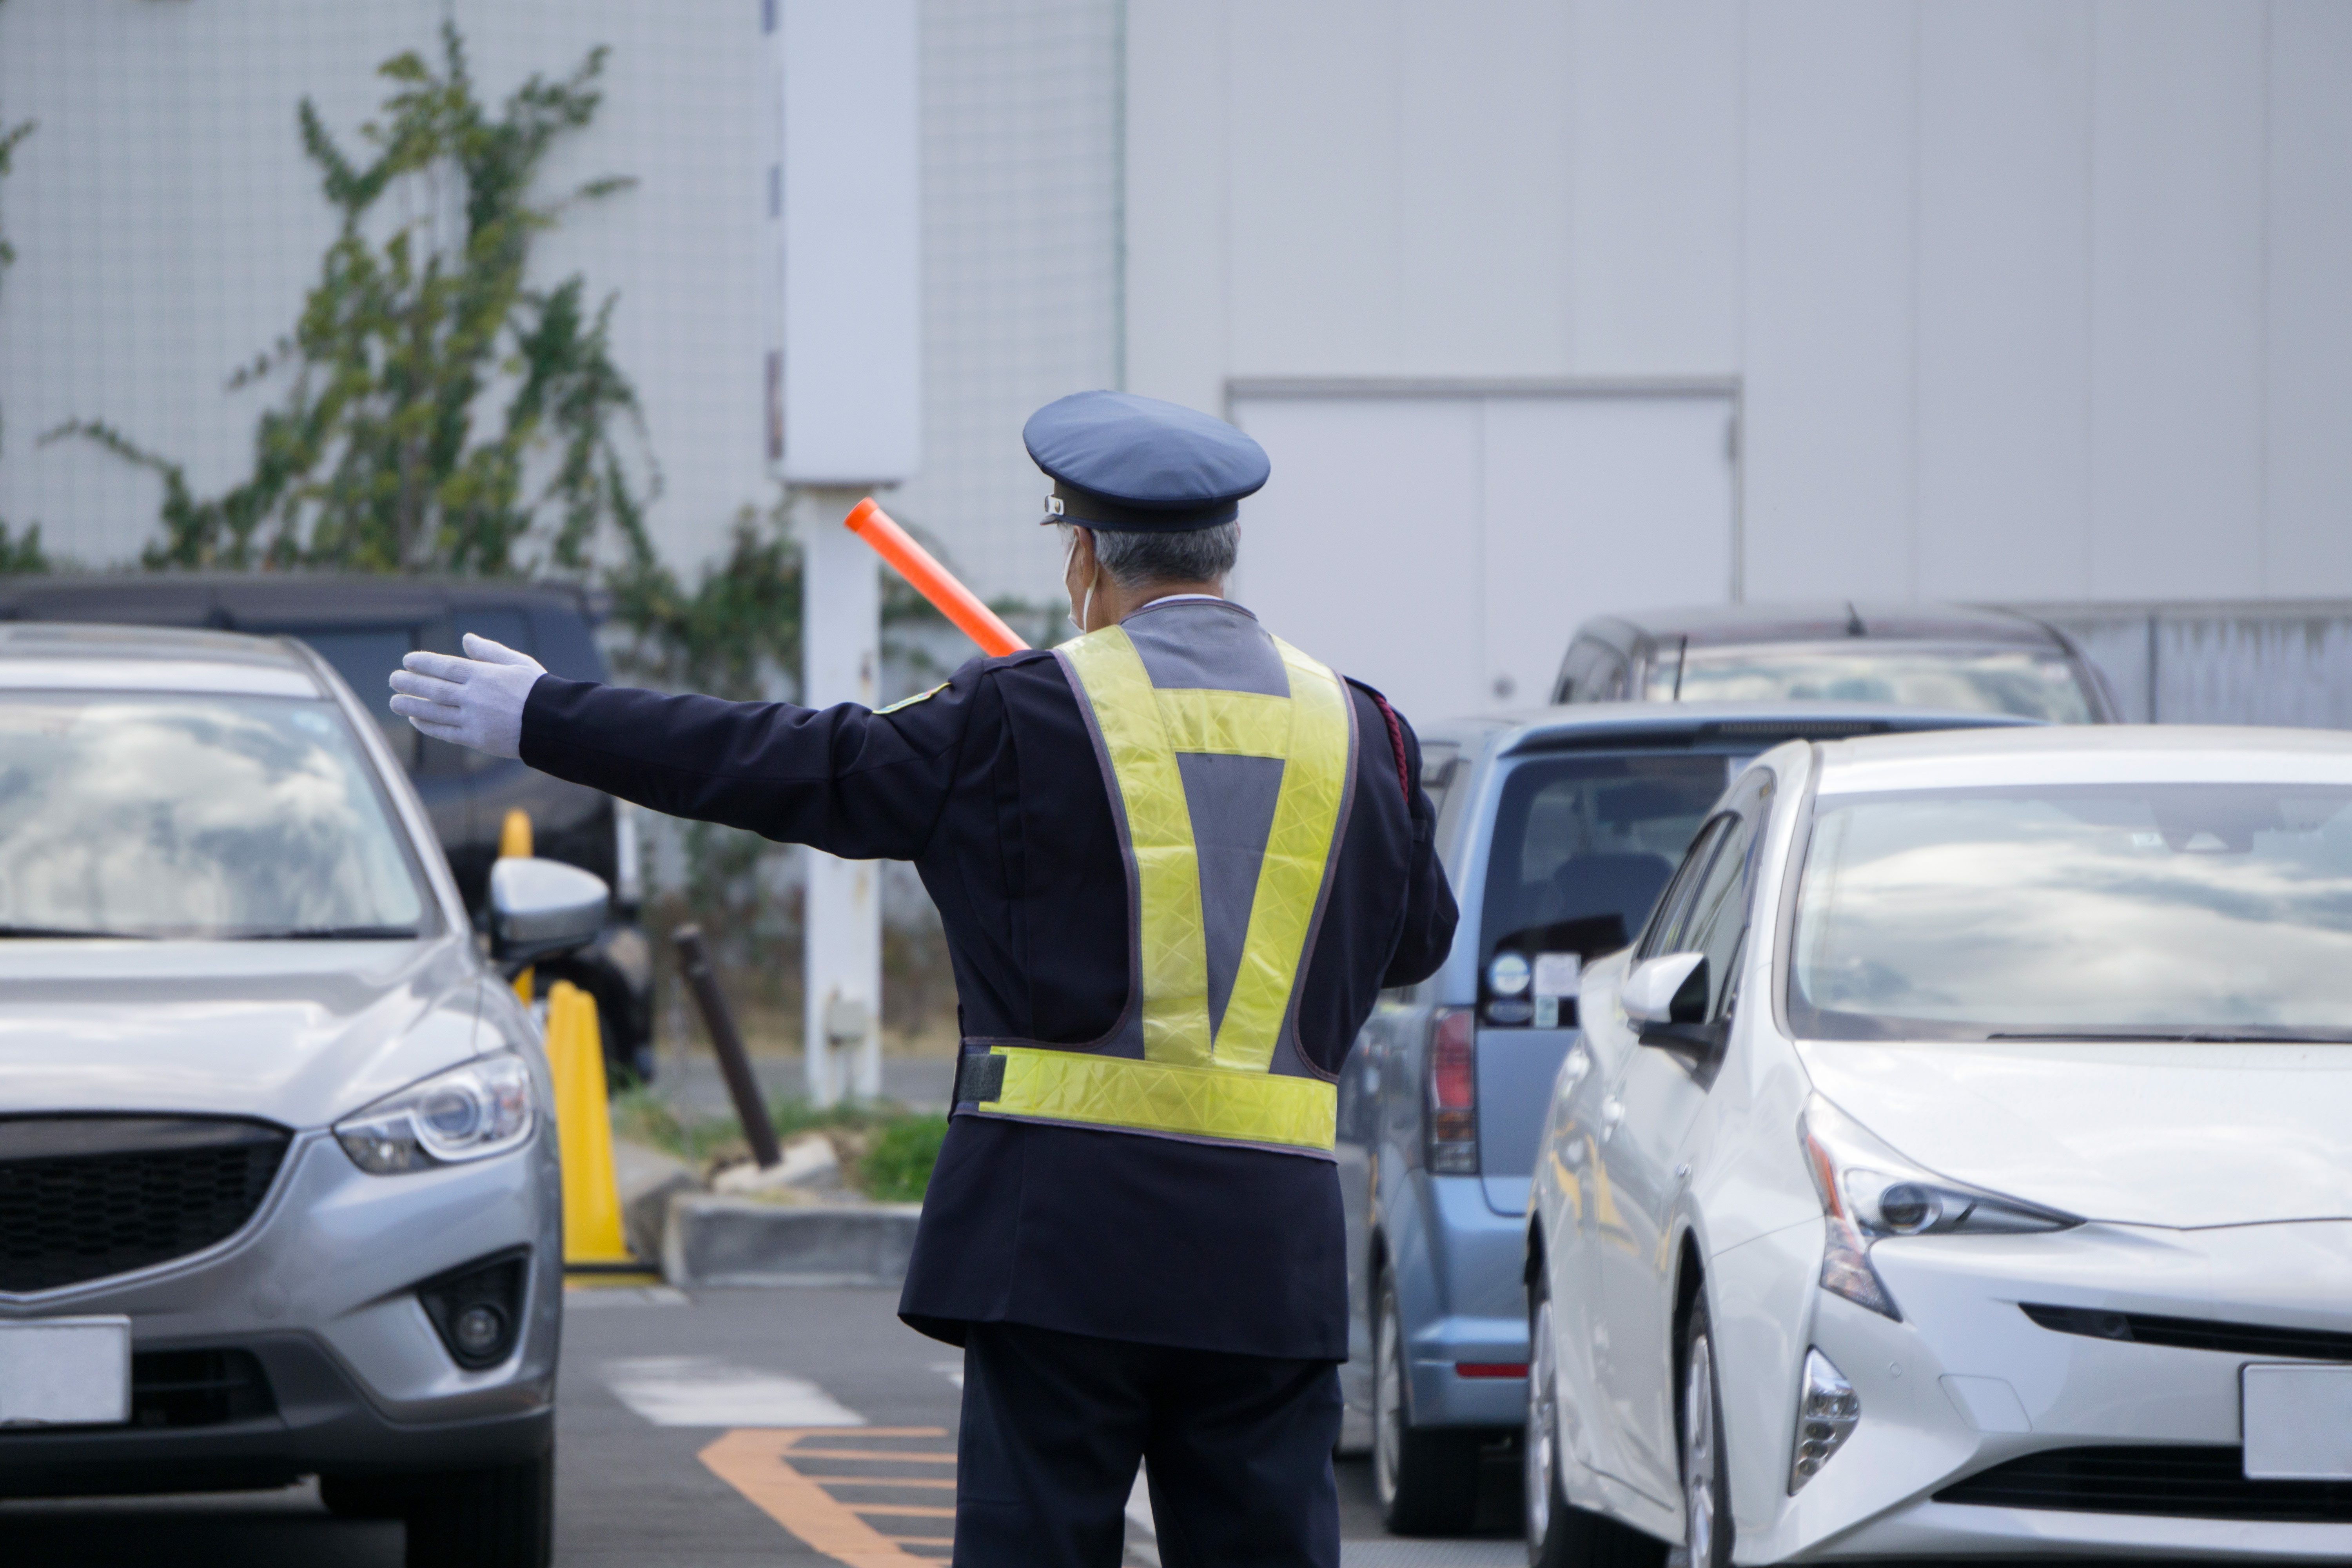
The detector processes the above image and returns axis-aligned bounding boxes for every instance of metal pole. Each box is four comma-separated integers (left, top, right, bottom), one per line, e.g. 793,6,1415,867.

798,485,885,1105
671,925,783,1170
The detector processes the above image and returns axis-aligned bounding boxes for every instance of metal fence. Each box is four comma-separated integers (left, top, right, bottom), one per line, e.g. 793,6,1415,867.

2021,603,2352,729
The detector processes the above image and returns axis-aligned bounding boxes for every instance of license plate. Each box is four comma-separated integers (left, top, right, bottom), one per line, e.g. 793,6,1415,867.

0,1317,132,1427
2243,1364,2352,1479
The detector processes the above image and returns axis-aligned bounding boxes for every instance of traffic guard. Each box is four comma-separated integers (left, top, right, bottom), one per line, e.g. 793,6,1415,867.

389,390,1459,1566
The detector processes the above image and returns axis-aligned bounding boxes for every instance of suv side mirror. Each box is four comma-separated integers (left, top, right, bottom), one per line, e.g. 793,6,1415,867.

1623,953,1706,1025
489,857,609,973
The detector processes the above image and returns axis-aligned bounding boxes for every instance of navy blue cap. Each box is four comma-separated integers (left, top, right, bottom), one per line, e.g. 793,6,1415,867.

1023,390,1270,532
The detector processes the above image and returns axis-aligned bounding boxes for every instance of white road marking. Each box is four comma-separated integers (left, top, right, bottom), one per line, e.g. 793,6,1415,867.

931,1357,964,1391
1125,1464,1160,1566
564,1285,692,1309
1338,1544,1524,1566
601,1356,865,1427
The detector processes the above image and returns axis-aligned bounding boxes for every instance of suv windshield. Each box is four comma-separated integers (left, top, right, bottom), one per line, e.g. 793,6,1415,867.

1480,754,1730,1021
0,693,429,939
1791,783,2352,1041
1677,648,2093,722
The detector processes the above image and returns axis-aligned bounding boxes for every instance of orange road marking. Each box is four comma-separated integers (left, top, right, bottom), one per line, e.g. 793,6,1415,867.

813,1476,956,1488
699,1427,954,1568
788,1448,958,1463
883,1537,953,1548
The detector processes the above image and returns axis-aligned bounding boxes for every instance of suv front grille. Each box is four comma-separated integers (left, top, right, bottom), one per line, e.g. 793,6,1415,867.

130,1348,276,1428
1936,1446,2352,1523
0,1117,291,1293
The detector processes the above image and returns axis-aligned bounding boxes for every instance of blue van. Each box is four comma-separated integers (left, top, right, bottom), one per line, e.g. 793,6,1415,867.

1340,702,2033,1533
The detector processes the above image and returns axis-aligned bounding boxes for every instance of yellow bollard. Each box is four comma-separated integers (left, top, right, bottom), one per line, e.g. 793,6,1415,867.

500,809,535,1009
544,979,633,1267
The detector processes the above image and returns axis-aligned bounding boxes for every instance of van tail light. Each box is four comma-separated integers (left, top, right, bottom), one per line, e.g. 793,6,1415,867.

1425,1008,1478,1174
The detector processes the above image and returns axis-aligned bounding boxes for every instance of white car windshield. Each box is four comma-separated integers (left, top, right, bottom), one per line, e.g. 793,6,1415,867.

1791,782,2352,1041
1677,649,2094,722
0,692,429,939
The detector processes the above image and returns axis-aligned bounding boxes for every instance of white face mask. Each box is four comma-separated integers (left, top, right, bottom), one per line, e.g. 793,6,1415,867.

1062,527,1094,635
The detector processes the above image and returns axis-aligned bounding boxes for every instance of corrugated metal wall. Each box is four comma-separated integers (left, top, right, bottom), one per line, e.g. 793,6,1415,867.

2027,603,2352,728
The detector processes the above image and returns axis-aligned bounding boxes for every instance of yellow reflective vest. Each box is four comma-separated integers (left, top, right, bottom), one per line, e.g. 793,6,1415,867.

954,608,1356,1158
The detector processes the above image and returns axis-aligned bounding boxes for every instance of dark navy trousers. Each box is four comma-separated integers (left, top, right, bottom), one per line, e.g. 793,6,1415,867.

953,1321,1342,1568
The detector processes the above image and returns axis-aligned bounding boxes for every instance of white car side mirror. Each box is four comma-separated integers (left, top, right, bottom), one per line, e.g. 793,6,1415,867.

1623,952,1707,1026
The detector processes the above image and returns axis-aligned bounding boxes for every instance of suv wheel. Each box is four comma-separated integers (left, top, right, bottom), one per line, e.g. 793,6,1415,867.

398,1452,554,1568
1681,1299,1733,1568
1374,1268,1479,1535
1528,1275,1663,1568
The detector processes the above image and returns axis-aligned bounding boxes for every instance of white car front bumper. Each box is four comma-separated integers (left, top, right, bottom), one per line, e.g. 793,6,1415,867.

1722,1216,2352,1562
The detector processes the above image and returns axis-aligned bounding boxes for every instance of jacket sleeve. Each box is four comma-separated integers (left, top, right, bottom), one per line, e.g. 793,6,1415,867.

517,665,980,862
1377,703,1459,988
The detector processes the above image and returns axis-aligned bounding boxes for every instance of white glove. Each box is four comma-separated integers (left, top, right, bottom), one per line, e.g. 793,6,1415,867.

387,633,546,760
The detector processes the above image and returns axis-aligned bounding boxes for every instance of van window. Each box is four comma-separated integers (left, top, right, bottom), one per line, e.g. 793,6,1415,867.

272,624,419,769
1477,753,1730,1019
452,607,535,659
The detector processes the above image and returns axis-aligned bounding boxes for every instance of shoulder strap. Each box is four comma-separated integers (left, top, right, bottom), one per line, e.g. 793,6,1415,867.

1367,688,1410,802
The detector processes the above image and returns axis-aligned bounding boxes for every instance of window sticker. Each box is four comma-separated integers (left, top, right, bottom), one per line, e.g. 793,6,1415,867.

1533,952,1581,999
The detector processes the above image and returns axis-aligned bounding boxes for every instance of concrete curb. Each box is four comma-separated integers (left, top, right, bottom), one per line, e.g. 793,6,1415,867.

661,1194,923,1288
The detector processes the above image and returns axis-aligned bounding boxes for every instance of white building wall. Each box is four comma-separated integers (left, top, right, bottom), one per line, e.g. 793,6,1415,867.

0,0,772,571
1125,0,2352,711
0,0,1123,601
7,0,2349,660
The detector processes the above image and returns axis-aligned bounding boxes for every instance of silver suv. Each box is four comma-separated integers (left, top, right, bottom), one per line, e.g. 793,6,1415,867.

0,624,603,1568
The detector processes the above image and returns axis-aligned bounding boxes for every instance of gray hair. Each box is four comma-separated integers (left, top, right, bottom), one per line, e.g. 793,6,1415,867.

1062,521,1240,590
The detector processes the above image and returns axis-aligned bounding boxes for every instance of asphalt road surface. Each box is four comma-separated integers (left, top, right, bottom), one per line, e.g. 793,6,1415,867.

2,1283,1523,1567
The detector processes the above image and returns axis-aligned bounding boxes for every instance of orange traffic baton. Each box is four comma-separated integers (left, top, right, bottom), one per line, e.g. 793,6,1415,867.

844,498,1030,658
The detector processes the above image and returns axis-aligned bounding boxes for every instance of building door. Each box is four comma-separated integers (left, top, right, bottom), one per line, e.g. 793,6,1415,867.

1229,386,1739,724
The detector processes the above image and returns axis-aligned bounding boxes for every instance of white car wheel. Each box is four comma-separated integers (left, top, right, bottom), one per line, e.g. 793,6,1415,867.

1526,1294,1559,1556
1681,1300,1732,1568
1527,1272,1664,1568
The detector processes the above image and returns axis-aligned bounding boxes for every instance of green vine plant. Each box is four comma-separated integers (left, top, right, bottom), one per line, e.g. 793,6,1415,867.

43,22,653,578
0,0,44,572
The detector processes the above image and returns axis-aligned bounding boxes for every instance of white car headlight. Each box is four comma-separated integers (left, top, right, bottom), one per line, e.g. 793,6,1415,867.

335,1054,535,1174
1799,1094,2076,1320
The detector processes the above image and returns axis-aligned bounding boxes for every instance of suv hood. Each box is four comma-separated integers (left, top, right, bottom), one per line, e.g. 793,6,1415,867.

0,938,490,1130
1798,1039,2352,1229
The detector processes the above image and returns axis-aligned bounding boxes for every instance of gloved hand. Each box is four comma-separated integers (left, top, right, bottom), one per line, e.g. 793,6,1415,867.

387,633,547,760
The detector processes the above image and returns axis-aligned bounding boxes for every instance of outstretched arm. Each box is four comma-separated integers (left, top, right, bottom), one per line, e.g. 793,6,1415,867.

390,639,971,861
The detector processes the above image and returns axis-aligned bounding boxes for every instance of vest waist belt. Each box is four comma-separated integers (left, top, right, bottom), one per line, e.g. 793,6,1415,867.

963,1045,1337,1154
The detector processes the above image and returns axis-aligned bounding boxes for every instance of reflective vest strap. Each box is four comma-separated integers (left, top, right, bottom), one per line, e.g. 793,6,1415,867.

1060,628,1213,1065
1211,642,1351,1071
980,1046,1338,1154
1153,688,1292,757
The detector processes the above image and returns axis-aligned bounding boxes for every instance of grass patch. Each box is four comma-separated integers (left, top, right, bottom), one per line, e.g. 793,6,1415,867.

859,1116,950,1203
608,1085,946,1202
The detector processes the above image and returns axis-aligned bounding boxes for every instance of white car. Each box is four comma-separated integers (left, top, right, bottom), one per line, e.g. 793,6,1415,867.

1526,725,2352,1565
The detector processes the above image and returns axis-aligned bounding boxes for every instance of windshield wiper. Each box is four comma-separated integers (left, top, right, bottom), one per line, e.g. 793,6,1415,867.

0,924,160,940
231,925,422,941
1988,1030,2352,1044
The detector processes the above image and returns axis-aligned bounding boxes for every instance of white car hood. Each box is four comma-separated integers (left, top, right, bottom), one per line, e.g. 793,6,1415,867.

1797,1038,2352,1229
0,937,490,1130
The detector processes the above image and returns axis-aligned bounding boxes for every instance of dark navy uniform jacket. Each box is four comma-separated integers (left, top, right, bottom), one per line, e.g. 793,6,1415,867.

519,599,1458,1361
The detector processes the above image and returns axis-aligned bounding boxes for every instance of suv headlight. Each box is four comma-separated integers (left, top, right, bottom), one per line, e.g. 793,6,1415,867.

335,1054,535,1174
1799,1093,2077,1320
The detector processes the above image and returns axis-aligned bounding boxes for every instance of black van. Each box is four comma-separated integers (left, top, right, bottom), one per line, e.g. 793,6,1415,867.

0,573,653,1076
